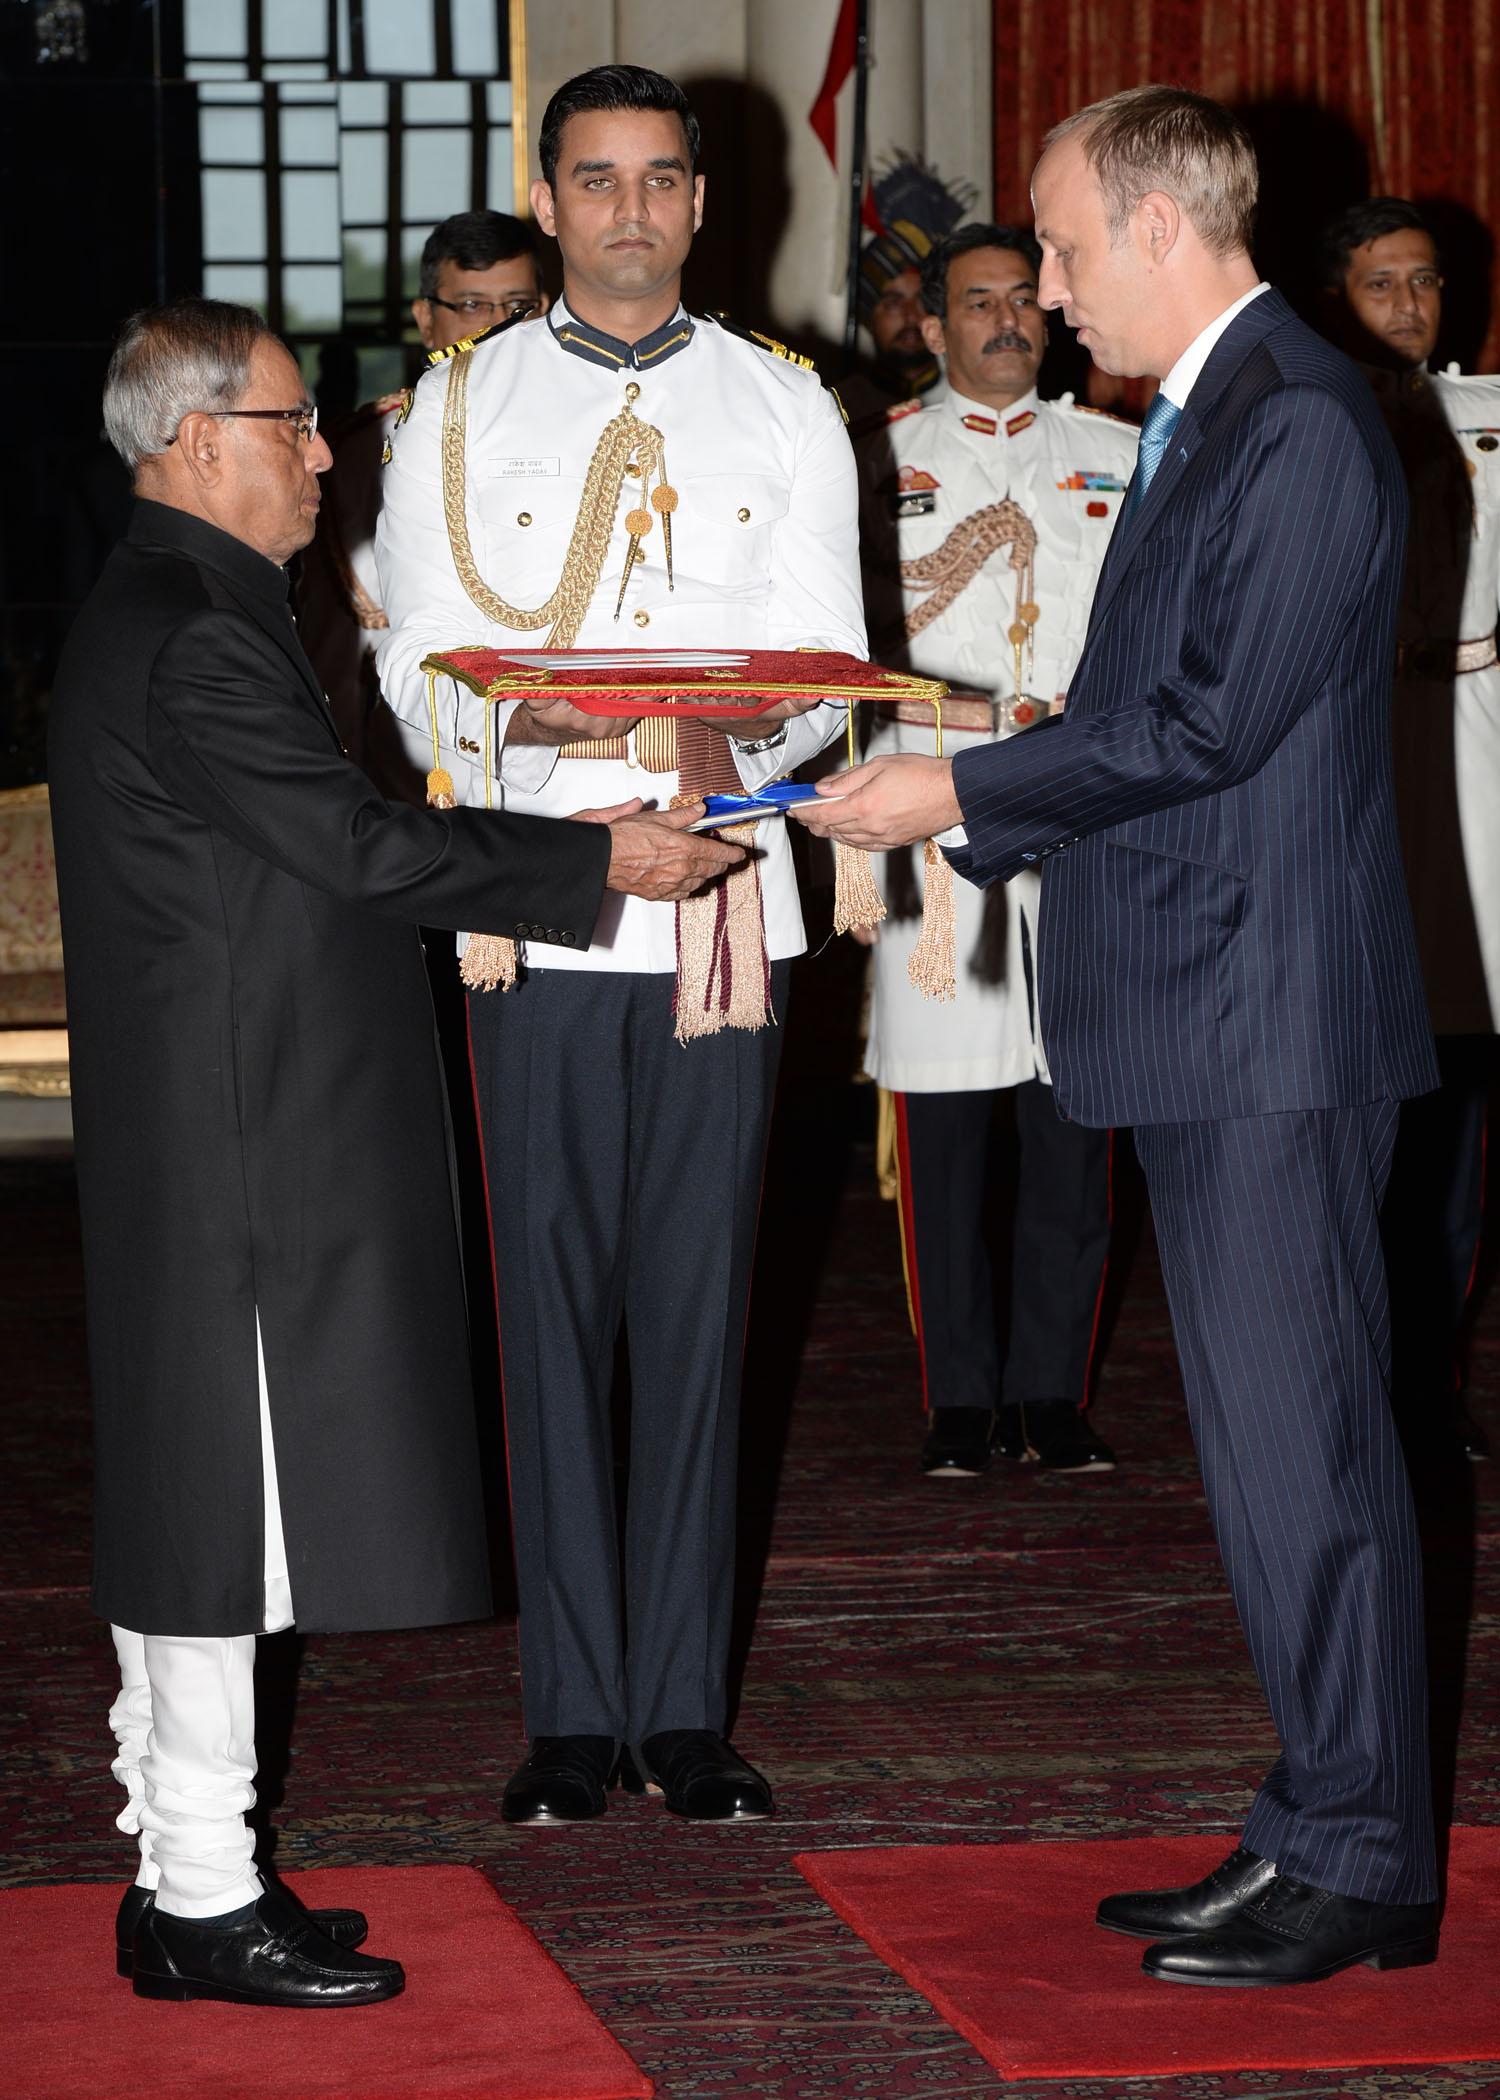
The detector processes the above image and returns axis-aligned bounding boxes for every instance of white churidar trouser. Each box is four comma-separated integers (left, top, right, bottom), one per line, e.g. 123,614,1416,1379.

108,1314,292,1917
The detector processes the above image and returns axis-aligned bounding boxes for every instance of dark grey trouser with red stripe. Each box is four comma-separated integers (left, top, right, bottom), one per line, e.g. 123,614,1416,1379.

894,1081,1111,1413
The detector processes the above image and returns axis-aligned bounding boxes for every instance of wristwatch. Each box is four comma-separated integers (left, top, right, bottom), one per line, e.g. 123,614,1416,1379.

729,721,789,755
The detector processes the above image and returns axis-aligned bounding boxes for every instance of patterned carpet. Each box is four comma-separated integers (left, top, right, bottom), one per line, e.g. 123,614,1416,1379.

3,954,1499,2098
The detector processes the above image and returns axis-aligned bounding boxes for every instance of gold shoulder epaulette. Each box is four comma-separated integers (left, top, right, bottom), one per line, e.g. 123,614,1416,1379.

424,309,533,368
1065,398,1135,427
706,312,817,373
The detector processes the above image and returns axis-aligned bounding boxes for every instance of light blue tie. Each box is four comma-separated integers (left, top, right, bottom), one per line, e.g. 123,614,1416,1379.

1128,390,1182,518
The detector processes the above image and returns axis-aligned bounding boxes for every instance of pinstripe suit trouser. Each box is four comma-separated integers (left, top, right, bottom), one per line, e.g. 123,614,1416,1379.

1134,1104,1437,1906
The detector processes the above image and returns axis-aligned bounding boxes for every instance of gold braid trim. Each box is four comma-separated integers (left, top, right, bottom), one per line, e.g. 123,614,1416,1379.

899,499,1037,640
441,350,666,646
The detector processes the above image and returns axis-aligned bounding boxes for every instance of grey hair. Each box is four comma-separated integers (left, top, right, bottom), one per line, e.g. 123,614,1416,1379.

1045,85,1258,260
103,299,272,471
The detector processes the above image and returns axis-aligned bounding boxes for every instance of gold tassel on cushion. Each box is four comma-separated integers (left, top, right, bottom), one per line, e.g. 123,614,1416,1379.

423,671,518,991
907,839,956,1000
673,822,771,1043
831,696,886,936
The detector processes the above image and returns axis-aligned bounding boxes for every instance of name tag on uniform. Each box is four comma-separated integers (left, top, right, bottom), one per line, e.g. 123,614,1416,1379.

486,456,561,478
891,491,937,518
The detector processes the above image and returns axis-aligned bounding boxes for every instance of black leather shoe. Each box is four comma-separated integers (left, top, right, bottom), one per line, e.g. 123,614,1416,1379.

620,1730,774,1819
132,1883,404,2005
116,1881,368,1977
1097,1845,1278,1940
920,1408,994,1477
1142,1872,1439,1986
1002,1400,1116,1471
501,1735,616,1823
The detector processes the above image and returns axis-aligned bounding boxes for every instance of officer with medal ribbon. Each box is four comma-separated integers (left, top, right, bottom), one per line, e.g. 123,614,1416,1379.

1319,198,1500,1463
376,65,864,1825
855,222,1139,1478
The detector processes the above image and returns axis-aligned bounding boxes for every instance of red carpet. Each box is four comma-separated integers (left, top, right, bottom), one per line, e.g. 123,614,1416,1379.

1,1865,653,2100
795,1829,1500,2081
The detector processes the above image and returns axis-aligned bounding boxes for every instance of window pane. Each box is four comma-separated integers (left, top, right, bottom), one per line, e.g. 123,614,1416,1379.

340,129,387,217
363,0,436,76
405,83,469,123
486,131,514,213
281,171,342,259
358,347,407,404
281,104,338,166
343,230,386,304
452,0,500,77
401,227,428,299
339,81,388,126
402,129,469,224
203,262,268,311
486,81,512,123
186,59,250,80
185,0,248,59
263,62,333,80
202,169,266,260
264,0,328,59
283,264,343,331
200,102,263,166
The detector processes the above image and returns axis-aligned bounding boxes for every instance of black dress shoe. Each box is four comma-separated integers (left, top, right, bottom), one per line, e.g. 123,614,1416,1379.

132,1883,404,2005
501,1735,616,1823
920,1408,994,1477
115,1881,368,1977
620,1730,774,1819
1097,1844,1278,1939
1001,1399,1116,1471
1142,1872,1439,1986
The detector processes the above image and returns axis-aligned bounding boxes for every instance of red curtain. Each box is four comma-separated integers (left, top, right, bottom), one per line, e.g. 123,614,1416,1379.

994,0,1500,371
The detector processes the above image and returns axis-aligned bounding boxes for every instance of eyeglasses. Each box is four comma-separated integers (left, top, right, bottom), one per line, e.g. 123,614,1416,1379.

167,404,319,445
426,295,540,324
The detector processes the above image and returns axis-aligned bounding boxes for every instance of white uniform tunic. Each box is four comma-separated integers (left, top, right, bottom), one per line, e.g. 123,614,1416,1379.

375,301,865,974
857,383,1138,1091
1389,364,1500,1032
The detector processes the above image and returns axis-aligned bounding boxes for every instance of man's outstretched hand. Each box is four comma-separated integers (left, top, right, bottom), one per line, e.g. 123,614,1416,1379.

570,798,747,902
788,754,962,850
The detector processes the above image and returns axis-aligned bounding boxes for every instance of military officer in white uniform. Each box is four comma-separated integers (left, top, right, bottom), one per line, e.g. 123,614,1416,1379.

855,223,1138,1478
377,66,863,1825
1320,196,1500,1459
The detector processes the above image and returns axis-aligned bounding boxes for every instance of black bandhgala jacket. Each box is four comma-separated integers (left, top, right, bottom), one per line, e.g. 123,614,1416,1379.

48,499,609,1636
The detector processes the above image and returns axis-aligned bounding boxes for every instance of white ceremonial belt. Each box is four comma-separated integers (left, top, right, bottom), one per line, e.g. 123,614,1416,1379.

874,693,1064,734
1395,631,1498,681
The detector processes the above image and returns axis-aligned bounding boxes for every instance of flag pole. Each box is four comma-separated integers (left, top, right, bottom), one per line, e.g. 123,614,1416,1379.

842,0,871,371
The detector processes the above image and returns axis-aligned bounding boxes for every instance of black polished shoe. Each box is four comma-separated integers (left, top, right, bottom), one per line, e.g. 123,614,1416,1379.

116,1881,368,1978
1097,1845,1278,1940
1142,1872,1439,1986
920,1408,994,1477
620,1730,774,1819
1002,1399,1116,1472
132,1883,404,2005
501,1735,616,1824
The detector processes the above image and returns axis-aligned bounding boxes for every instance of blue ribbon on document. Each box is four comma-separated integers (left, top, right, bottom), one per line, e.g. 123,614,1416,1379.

688,780,826,830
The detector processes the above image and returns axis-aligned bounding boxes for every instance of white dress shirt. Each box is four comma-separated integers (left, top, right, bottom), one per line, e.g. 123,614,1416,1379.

374,300,866,974
1159,282,1270,409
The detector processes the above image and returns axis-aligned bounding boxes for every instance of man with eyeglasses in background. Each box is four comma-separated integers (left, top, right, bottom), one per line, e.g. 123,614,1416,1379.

299,210,548,786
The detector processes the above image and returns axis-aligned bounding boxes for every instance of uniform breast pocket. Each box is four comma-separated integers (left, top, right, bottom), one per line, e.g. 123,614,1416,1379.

679,473,792,588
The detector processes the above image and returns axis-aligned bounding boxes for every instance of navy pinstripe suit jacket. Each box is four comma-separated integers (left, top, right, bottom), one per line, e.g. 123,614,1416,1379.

948,288,1439,1127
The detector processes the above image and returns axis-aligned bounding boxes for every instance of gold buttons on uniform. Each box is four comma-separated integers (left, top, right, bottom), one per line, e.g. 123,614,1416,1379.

517,511,532,526
634,610,650,627
737,507,751,522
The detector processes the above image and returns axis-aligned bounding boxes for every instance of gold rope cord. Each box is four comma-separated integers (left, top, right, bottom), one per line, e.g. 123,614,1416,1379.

900,499,1039,702
441,354,667,646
